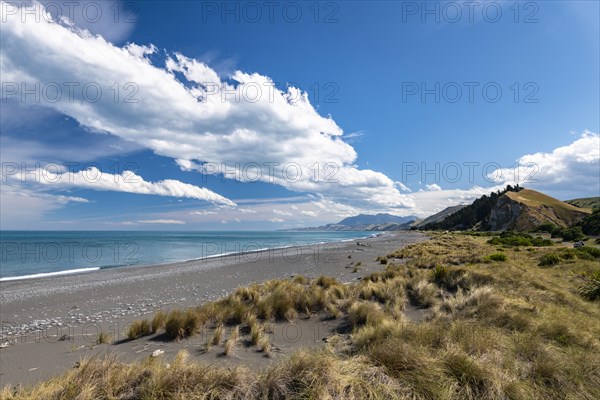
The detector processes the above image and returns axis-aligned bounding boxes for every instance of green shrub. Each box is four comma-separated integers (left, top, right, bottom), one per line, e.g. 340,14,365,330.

534,223,559,235
561,226,585,241
577,246,600,259
538,253,560,267
488,232,553,247
581,208,600,235
485,253,507,262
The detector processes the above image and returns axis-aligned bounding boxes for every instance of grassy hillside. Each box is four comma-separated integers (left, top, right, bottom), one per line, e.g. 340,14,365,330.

422,187,591,232
5,234,599,400
566,197,600,210
505,189,591,231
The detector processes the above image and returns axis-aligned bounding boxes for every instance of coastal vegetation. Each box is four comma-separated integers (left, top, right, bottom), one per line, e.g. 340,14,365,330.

3,233,599,399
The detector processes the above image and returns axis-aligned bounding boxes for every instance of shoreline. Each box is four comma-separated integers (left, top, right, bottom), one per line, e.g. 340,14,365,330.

0,232,377,283
0,231,427,386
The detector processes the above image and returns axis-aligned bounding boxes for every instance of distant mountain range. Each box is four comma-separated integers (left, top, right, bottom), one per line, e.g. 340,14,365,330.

286,213,417,231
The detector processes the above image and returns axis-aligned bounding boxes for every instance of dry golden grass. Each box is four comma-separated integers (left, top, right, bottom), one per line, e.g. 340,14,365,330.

5,233,600,399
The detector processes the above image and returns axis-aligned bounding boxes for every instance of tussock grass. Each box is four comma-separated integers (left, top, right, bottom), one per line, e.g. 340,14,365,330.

577,270,600,300
348,301,385,328
150,310,167,333
96,332,111,345
6,233,600,400
164,309,202,340
224,326,239,356
126,319,151,340
408,280,437,307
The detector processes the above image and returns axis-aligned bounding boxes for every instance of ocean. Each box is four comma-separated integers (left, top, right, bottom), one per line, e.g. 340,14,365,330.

0,231,374,281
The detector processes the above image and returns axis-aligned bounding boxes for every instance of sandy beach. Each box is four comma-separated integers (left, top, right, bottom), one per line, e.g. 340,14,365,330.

0,231,427,387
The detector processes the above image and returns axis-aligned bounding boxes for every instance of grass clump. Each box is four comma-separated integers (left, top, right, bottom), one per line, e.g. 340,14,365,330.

164,309,202,340
126,319,151,340
429,264,449,285
315,275,338,288
538,253,560,267
408,280,437,307
257,334,272,356
151,310,167,333
212,324,225,345
96,332,111,345
484,253,507,262
577,270,600,301
224,326,239,356
348,301,385,328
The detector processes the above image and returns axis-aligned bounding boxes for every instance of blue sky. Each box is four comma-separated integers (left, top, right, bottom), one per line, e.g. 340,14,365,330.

1,0,599,230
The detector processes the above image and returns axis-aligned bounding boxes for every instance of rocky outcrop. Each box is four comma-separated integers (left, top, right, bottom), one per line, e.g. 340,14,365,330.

488,195,522,231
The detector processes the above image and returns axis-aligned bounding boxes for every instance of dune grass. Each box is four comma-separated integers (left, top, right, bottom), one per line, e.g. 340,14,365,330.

4,233,600,399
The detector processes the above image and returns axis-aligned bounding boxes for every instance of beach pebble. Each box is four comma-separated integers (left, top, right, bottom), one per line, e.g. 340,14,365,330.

152,349,164,357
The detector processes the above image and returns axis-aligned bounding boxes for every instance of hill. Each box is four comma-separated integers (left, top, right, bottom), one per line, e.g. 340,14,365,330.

411,205,467,229
498,189,592,231
422,186,591,231
566,197,600,210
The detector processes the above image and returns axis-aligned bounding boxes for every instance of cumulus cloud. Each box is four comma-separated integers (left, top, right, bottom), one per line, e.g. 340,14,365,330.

488,132,600,198
0,2,411,210
7,166,235,205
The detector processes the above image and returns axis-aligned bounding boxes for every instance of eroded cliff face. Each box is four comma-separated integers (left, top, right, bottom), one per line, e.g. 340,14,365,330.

488,195,522,231
488,193,588,231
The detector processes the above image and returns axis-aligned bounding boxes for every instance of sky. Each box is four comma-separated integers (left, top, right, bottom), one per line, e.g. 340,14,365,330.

1,0,599,230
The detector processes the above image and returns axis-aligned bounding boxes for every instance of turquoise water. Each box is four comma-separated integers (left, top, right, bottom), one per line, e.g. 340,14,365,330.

0,231,373,281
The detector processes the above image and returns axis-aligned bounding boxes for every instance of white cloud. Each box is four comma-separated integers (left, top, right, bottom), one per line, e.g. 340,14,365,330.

395,181,412,193
424,183,442,192
301,210,319,217
190,210,217,215
488,132,600,198
138,219,185,224
270,218,285,223
7,166,235,205
273,209,293,216
0,2,411,210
